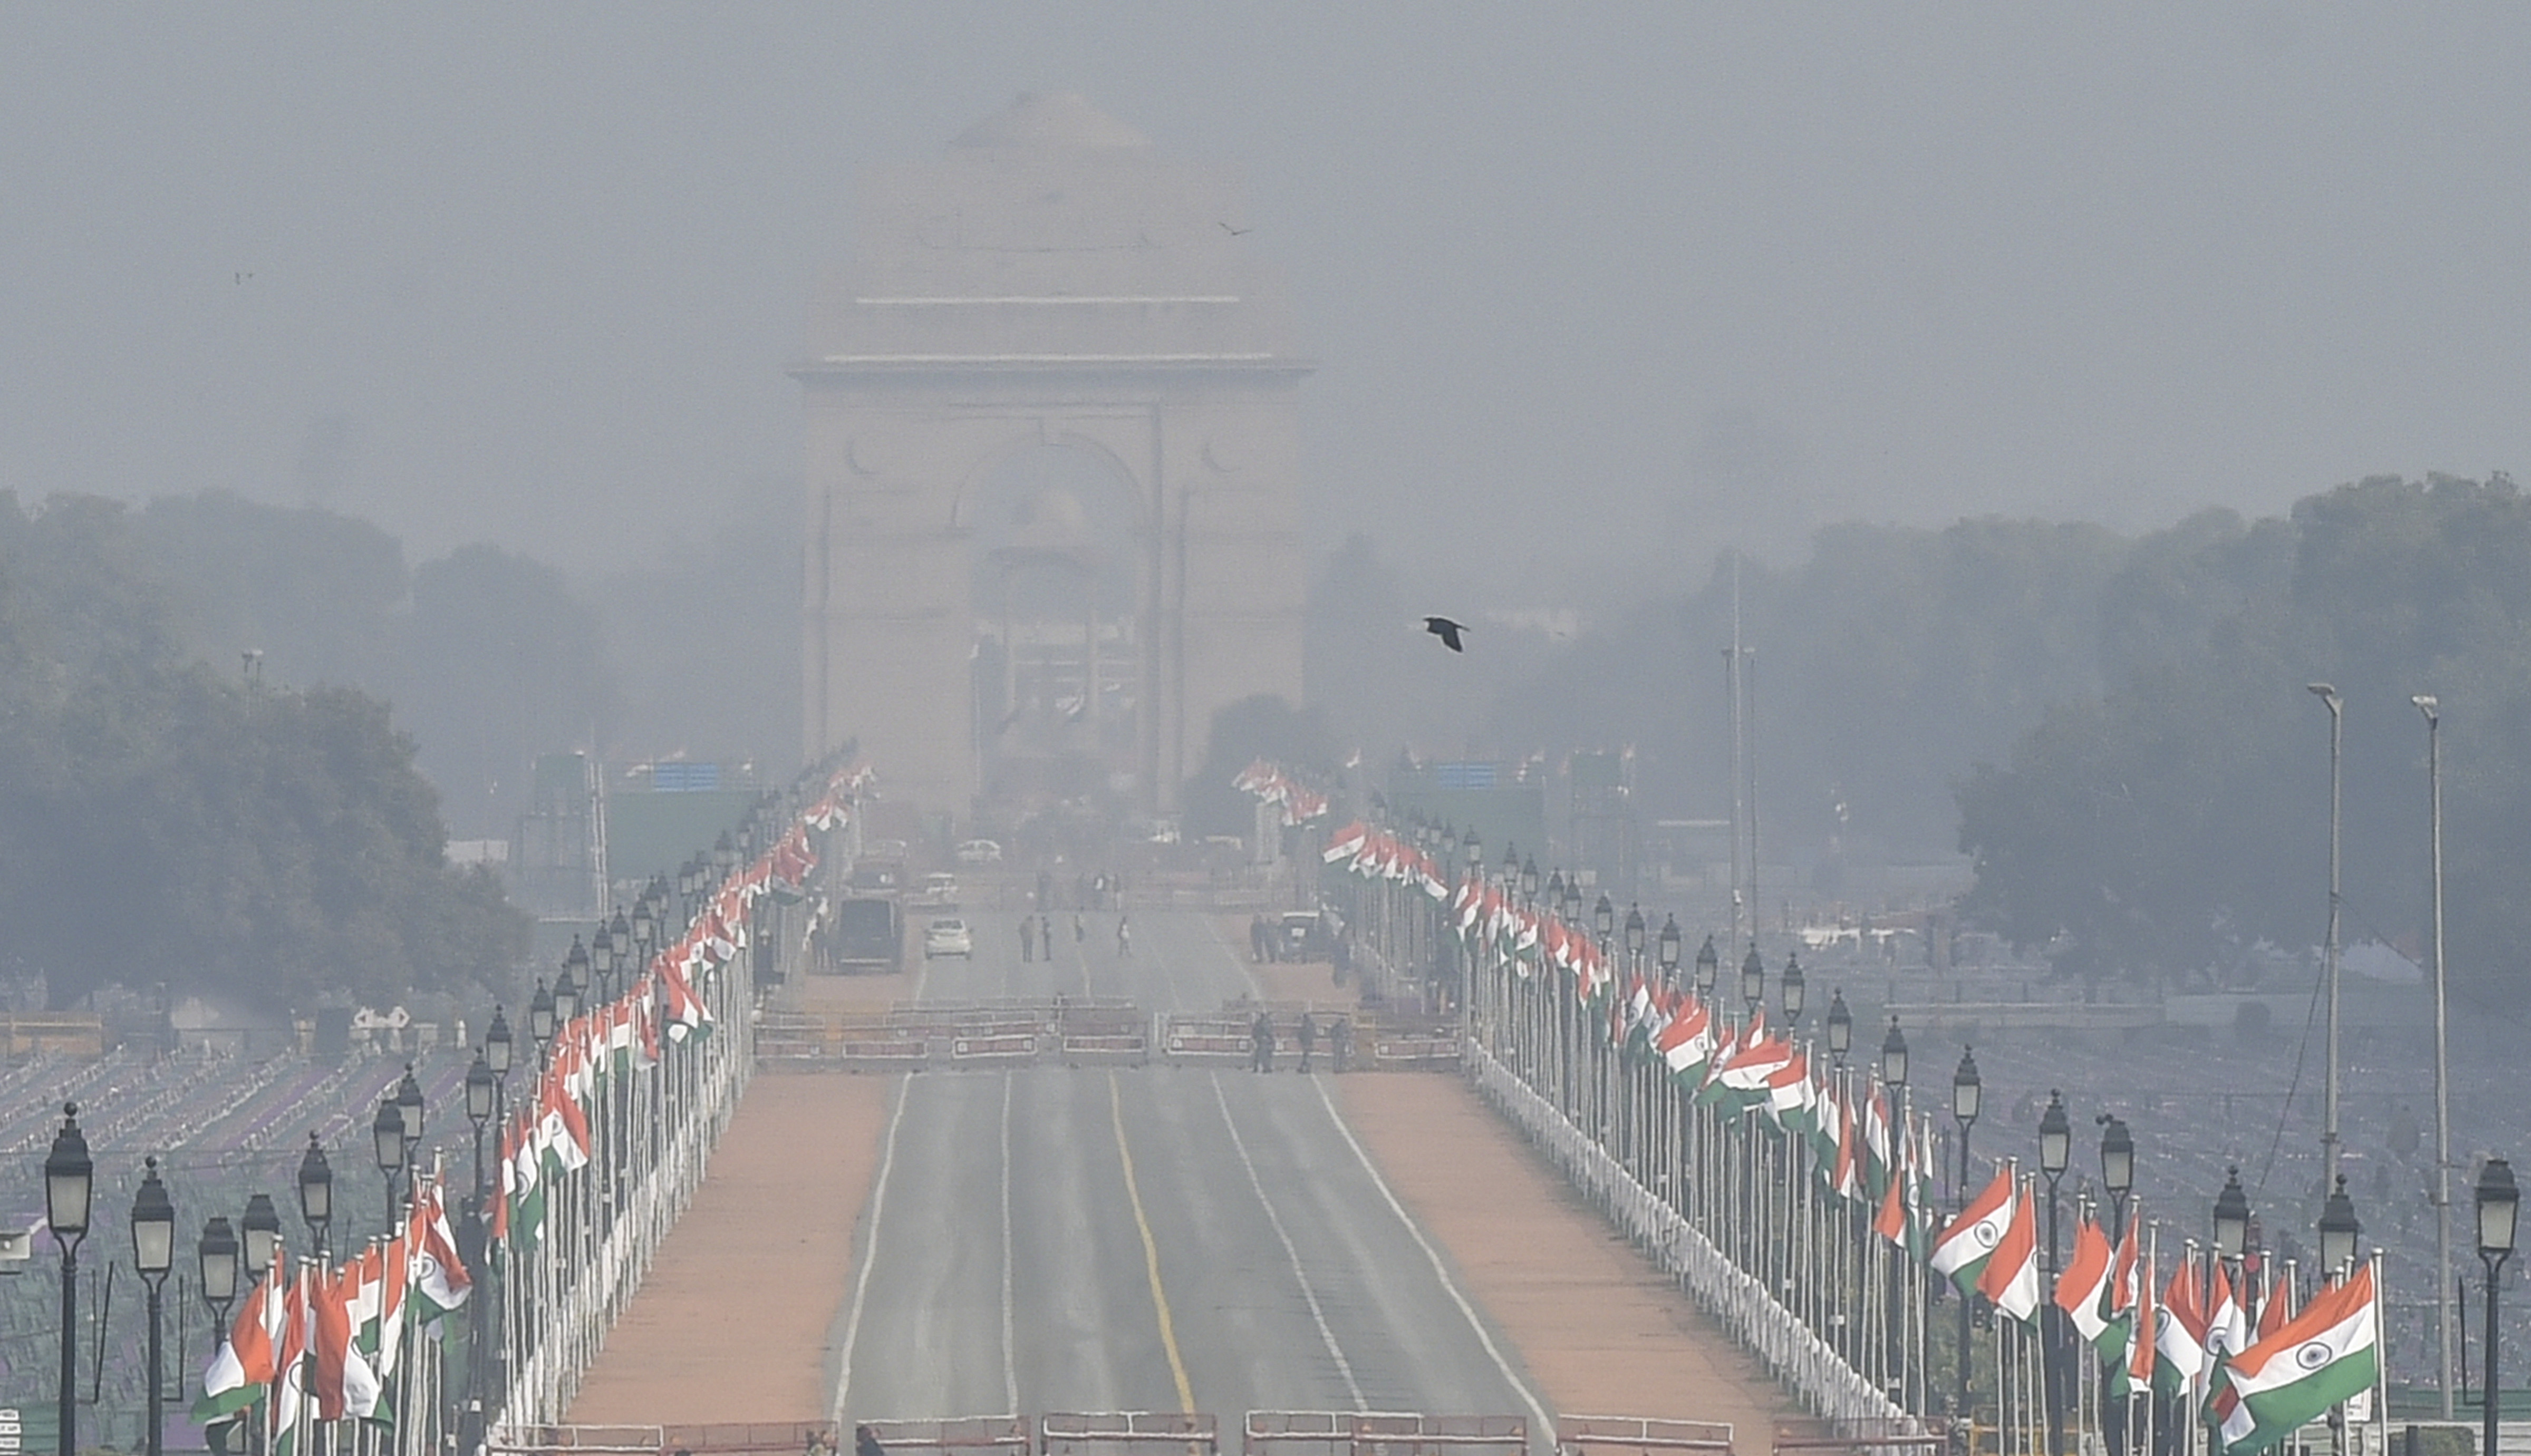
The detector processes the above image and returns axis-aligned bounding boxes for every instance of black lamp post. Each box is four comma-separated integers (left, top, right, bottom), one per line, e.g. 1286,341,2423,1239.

486,1004,514,1127
1657,916,1682,988
553,964,582,1028
2098,1114,2134,1244
1592,892,1615,948
2319,1174,2362,1284
2039,1083,2073,1454
198,1216,238,1346
1825,990,1852,1067
240,1193,281,1288
466,1048,496,1197
2213,1166,2250,1267
46,1104,92,1456
372,1096,406,1234
394,1061,425,1223
132,1157,176,1456
2476,1156,2517,1456
1624,905,1646,969
1520,857,1541,909
1881,1016,1908,1089
1780,952,1805,1029
528,976,556,1062
1544,870,1567,921
1740,943,1766,1018
589,923,616,1004
1953,1046,1983,1415
1695,935,1719,1001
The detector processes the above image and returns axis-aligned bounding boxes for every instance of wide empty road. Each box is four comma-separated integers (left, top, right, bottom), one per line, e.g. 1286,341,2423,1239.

827,906,1552,1432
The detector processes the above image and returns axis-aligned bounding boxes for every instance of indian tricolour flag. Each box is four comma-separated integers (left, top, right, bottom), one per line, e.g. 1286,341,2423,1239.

2218,1263,2379,1456
2054,1214,2114,1345
1657,998,1715,1086
1930,1167,2016,1296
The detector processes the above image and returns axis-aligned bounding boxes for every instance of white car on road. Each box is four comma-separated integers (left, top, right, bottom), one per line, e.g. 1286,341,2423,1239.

923,918,974,959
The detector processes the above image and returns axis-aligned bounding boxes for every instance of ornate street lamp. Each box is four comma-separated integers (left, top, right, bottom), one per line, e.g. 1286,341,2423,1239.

1824,990,1852,1066
372,1096,406,1232
553,964,581,1027
395,1062,426,1145
1780,952,1805,1028
1694,935,1719,999
486,1005,514,1082
466,1048,496,1197
1880,1015,1908,1089
240,1193,281,1286
2213,1166,2251,1263
2476,1157,2517,1456
1592,892,1615,946
1561,877,1582,930
1544,870,1566,919
1657,916,1682,987
528,976,556,1057
561,938,590,1016
1461,826,1482,875
2319,1173,2362,1283
589,923,616,1002
2098,1114,2135,1242
46,1104,92,1456
1624,905,1646,967
197,1216,238,1345
131,1158,176,1456
1740,943,1765,1017
1952,1045,1983,1414
296,1130,333,1258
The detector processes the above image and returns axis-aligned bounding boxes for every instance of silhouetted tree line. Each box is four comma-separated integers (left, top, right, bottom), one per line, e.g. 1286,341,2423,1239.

0,494,527,1010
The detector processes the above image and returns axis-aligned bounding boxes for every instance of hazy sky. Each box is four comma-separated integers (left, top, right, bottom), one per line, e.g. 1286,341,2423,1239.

5,5,2527,595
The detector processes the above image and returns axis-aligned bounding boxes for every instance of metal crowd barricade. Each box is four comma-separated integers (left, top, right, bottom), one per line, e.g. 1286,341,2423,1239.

1553,1416,1735,1456
1348,1413,1527,1456
488,1423,669,1456
1769,1421,1943,1456
1041,1411,1221,1456
1160,1014,1255,1066
949,1032,1044,1066
861,1415,1035,1456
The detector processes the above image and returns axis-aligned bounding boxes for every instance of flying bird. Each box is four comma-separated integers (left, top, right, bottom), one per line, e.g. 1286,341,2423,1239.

1424,616,1469,652
1218,221,1253,236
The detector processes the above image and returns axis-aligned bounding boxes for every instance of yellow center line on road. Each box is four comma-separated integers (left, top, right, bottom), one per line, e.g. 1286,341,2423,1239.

1108,1069,1197,1413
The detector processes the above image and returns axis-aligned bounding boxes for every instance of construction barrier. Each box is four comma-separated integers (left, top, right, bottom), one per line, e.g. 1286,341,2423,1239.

861,1416,1036,1456
1160,1015,1256,1065
1041,1412,1221,1456
1554,1416,1735,1456
950,1033,1042,1065
1349,1413,1527,1456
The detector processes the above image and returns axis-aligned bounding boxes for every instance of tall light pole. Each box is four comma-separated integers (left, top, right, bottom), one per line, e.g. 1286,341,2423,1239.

2474,1157,2516,1456
2098,1114,2134,1245
2414,692,2457,1416
131,1157,176,1456
2307,683,2343,1189
45,1104,92,1456
1952,1048,1982,1418
2038,1090,2072,1456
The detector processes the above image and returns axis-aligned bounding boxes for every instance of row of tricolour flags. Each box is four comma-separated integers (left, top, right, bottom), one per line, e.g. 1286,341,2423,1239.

1328,817,2382,1455
490,763,864,1250
193,1174,473,1451
1236,760,1330,827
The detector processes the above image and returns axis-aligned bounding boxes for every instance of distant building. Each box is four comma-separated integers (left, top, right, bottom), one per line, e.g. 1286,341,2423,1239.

797,93,1312,826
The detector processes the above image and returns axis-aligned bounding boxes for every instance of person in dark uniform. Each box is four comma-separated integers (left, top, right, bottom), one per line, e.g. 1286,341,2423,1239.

1038,913,1052,957
1296,1012,1317,1072
1249,914,1268,962
1019,917,1035,963
855,1427,885,1456
1251,1008,1274,1072
1330,1015,1351,1073
1116,914,1133,957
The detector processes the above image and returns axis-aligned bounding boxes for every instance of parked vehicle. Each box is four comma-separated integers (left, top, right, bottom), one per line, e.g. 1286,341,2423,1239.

915,871,960,907
955,839,1004,865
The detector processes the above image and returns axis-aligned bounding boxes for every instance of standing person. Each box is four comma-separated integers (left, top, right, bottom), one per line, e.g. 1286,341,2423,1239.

1330,1015,1351,1073
1038,913,1052,958
1296,1012,1317,1072
855,1428,885,1456
1073,911,1086,945
1249,914,1268,962
1251,1008,1274,1072
1116,914,1133,958
1019,917,1035,964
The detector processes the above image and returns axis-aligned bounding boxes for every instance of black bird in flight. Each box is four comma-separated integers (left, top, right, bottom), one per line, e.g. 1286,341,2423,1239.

1424,616,1469,652
1218,221,1253,236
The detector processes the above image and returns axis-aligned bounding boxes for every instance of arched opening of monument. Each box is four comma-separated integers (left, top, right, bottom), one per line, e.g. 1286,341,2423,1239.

968,444,1148,813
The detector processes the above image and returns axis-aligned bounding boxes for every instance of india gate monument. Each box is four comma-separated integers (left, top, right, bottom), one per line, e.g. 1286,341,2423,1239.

796,93,1311,828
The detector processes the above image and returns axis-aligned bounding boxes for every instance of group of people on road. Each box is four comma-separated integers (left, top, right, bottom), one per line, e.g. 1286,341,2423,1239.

1249,1008,1348,1073
1247,913,1287,962
1018,912,1129,960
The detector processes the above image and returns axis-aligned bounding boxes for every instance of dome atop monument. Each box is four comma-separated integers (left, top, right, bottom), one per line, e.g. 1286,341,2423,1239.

952,92,1154,151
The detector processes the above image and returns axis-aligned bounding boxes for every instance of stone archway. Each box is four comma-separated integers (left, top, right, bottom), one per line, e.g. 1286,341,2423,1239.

796,94,1311,827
